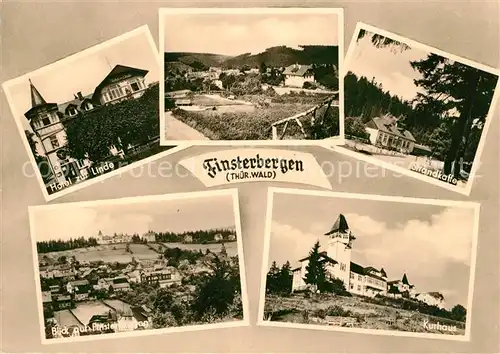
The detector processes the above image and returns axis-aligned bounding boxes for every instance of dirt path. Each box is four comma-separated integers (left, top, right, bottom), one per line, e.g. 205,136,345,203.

165,111,209,141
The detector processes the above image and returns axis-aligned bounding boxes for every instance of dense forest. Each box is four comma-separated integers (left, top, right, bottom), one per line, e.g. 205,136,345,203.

165,45,339,71
37,237,99,253
345,39,498,176
155,228,236,244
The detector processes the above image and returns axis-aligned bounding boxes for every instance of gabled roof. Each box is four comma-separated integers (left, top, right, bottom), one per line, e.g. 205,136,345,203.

367,115,416,142
283,64,312,77
325,214,350,235
402,273,410,285
58,93,94,113
92,64,149,100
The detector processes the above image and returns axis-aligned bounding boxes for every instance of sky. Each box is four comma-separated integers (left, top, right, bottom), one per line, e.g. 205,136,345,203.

5,31,160,132
268,192,476,309
32,194,236,242
347,31,430,102
163,13,339,56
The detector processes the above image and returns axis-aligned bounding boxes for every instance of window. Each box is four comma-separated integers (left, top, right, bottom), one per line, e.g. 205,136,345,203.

358,275,362,281
83,102,93,111
357,285,361,291
350,273,354,279
340,263,346,271
68,107,77,116
42,117,51,126
350,284,354,290
49,136,59,149
131,82,140,92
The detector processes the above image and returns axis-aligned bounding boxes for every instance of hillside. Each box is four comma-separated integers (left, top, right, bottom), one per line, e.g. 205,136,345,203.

165,52,230,69
264,294,466,335
165,45,339,70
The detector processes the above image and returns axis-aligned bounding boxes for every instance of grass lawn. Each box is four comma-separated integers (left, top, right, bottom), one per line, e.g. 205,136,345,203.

44,244,159,263
172,102,317,140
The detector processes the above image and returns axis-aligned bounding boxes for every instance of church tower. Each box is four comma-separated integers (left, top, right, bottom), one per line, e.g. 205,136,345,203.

24,80,78,188
325,214,356,288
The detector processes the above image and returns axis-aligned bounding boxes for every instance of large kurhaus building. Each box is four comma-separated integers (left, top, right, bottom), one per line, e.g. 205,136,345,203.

25,64,150,191
291,214,446,308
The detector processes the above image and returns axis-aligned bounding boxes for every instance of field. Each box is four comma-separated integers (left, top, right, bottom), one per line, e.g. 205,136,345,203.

264,294,466,335
160,241,238,257
43,243,160,263
41,242,238,264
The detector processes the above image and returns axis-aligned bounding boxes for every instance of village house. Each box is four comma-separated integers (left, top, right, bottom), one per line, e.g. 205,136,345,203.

140,267,182,288
53,294,72,310
292,214,388,297
282,64,314,88
387,274,417,298
25,64,152,190
365,115,417,154
227,234,236,241
142,231,156,243
66,279,90,294
183,234,194,243
416,292,446,308
97,230,133,245
214,233,224,242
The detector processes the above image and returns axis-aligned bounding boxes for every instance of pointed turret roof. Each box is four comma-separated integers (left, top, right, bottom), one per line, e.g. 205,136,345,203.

29,79,47,107
402,273,409,285
325,214,349,235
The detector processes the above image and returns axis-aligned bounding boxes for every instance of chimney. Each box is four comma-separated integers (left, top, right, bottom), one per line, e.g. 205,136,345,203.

77,92,84,100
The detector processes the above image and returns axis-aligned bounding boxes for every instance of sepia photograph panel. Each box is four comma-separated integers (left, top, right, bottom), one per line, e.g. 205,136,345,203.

259,188,479,341
28,190,248,343
159,8,344,145
2,26,181,201
338,23,500,195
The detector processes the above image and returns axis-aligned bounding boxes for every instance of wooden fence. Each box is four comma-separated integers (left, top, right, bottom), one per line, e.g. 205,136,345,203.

270,94,340,140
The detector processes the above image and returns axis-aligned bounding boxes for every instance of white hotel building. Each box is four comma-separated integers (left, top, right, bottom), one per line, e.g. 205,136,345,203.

25,65,151,192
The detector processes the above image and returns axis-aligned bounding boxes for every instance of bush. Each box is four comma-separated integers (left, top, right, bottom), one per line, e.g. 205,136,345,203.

345,116,370,140
303,81,318,90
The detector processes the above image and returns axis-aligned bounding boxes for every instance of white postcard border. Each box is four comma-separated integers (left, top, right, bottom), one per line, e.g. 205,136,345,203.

2,25,189,202
334,21,500,196
28,189,250,344
257,187,480,342
158,7,345,146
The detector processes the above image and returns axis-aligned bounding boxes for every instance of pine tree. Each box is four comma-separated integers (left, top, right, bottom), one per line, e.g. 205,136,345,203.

303,241,326,293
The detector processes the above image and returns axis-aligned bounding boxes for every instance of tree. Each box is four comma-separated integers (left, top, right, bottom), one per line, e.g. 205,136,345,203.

357,29,411,52
259,61,267,74
303,241,326,293
64,85,160,163
344,116,370,140
450,304,467,322
191,255,239,319
410,55,497,177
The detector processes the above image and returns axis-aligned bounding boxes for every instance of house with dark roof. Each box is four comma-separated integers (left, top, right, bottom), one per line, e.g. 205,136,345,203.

365,115,417,154
283,64,314,88
92,64,149,105
415,291,445,308
291,214,388,297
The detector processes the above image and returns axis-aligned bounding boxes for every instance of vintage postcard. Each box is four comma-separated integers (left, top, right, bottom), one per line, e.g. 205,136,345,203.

159,8,344,145
2,25,183,202
258,188,479,341
336,22,500,195
28,189,249,344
